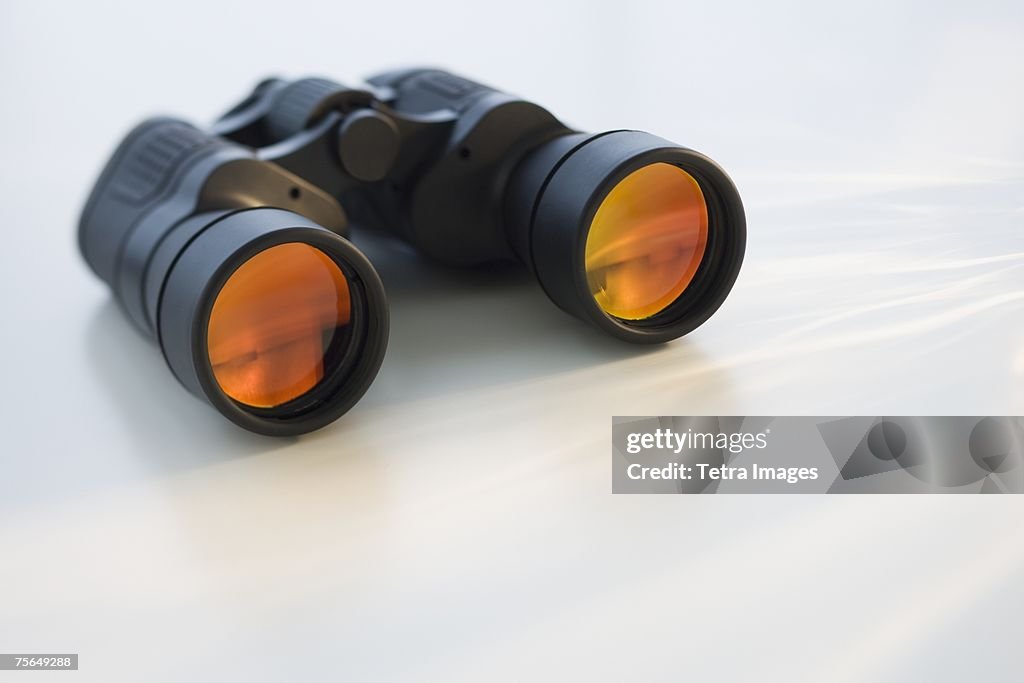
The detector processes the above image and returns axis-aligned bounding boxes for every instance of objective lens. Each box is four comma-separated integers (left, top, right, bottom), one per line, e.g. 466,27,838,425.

584,163,708,320
207,243,352,408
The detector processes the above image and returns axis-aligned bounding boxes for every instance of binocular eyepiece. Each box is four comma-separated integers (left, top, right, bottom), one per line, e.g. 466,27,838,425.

80,68,745,434
79,118,388,435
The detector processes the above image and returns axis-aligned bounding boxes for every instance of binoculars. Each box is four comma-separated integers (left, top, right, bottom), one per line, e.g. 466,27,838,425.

79,68,746,435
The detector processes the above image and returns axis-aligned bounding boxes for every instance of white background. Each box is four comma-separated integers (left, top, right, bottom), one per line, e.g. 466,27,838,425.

1,0,1023,680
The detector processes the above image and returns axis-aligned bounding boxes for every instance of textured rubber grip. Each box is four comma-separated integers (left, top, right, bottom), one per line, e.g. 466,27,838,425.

78,118,222,286
374,68,497,115
111,120,212,204
264,77,354,141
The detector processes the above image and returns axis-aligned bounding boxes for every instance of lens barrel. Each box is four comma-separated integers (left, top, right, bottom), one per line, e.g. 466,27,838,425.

158,209,387,435
506,130,746,343
79,118,388,435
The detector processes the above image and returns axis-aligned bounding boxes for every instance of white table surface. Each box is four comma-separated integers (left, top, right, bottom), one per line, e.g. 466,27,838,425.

1,1,1023,680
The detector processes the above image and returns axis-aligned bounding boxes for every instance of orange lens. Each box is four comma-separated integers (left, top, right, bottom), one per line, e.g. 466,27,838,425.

207,243,352,408
584,163,708,320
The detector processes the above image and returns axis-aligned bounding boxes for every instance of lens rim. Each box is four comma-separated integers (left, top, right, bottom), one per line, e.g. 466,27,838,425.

527,131,746,344
158,208,388,436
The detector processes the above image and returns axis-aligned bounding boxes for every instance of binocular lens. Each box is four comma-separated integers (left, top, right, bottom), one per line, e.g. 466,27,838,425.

207,242,353,408
508,129,743,343
584,163,708,321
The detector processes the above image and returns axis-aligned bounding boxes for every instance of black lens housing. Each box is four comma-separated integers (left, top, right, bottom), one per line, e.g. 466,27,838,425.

79,118,388,435
159,209,388,436
507,130,746,343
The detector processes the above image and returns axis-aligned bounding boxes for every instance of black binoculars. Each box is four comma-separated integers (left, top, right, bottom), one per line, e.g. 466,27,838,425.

79,68,746,435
